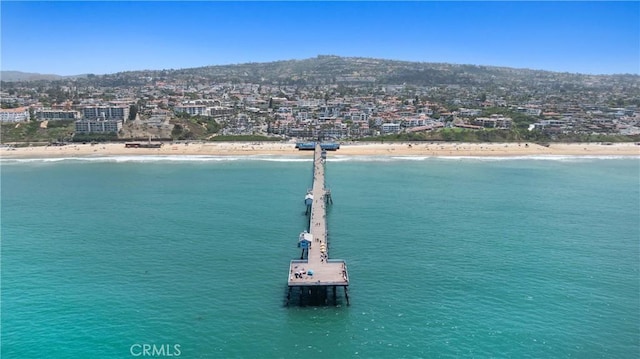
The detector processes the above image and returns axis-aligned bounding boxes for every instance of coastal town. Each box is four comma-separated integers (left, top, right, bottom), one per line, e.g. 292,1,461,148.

1,56,639,145
3,1,640,357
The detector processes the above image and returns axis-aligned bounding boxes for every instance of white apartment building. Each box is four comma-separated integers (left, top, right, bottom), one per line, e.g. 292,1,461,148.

472,116,513,129
75,119,123,134
381,123,401,133
83,106,129,121
174,105,207,116
0,107,30,122
403,118,427,127
36,109,79,121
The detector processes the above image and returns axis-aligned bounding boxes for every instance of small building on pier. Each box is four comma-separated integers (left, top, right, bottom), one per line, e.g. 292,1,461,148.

286,142,349,306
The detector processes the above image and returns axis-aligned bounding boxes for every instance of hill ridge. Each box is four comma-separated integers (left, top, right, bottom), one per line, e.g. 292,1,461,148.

2,56,638,85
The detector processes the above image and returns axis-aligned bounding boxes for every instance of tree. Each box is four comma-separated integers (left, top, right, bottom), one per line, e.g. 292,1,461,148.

128,105,138,121
1,102,19,109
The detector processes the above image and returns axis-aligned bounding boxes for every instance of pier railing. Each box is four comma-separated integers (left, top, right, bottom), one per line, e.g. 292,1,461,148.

286,142,349,306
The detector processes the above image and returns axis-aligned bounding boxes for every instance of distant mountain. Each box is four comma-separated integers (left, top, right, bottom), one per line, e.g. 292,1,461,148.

3,56,638,88
117,55,638,88
0,71,63,82
0,71,88,82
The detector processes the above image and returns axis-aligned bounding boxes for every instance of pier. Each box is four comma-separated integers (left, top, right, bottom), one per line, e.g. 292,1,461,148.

287,143,349,306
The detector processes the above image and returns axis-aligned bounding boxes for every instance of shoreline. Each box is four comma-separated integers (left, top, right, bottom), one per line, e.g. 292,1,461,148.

1,142,639,159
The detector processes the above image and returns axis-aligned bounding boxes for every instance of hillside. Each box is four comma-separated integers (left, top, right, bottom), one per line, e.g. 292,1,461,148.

4,56,637,89
133,55,640,89
0,71,65,82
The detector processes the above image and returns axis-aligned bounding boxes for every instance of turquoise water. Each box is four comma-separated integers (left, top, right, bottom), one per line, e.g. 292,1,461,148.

2,155,639,358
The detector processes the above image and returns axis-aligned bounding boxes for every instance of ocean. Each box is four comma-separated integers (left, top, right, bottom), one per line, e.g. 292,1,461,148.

2,155,639,358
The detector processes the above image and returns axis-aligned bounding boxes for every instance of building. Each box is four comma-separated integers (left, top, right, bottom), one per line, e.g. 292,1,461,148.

403,117,427,127
174,105,207,116
0,107,30,122
517,107,542,116
458,108,482,117
83,106,129,121
0,96,24,107
530,119,568,131
323,126,348,139
36,109,79,121
471,116,513,129
209,106,233,116
349,112,369,122
75,119,123,134
381,123,401,133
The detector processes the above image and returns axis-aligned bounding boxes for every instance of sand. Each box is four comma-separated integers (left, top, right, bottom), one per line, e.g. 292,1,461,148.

1,142,639,159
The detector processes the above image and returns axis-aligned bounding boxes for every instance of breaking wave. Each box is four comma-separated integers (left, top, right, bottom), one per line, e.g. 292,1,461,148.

1,154,637,164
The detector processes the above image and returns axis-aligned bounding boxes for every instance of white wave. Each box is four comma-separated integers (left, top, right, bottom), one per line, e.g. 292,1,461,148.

1,154,637,164
0,155,314,164
328,154,639,163
254,157,312,162
428,155,640,162
390,156,432,161
328,156,396,162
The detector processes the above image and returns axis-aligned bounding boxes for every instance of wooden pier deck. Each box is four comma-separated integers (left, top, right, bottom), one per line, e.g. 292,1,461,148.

287,143,349,303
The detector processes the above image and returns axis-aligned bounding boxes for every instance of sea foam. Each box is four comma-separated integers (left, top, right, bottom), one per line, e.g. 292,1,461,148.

1,154,637,164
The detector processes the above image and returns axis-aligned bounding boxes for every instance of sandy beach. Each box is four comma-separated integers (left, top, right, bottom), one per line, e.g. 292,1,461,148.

1,142,639,159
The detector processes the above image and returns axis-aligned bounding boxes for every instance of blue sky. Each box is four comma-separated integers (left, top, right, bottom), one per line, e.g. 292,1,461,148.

1,1,638,75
